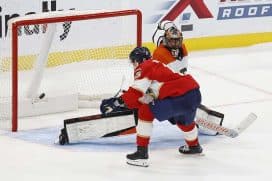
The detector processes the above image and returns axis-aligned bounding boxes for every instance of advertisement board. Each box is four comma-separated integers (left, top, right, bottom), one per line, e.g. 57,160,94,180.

0,0,271,52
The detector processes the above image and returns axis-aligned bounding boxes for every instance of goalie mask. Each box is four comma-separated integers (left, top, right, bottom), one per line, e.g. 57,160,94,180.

152,20,177,47
129,47,151,64
163,26,183,50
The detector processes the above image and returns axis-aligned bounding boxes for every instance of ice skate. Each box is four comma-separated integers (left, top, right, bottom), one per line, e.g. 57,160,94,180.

179,144,203,155
126,146,149,167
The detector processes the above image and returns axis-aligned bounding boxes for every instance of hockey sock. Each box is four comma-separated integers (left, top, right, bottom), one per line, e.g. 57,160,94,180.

177,122,199,146
136,135,150,147
135,117,153,147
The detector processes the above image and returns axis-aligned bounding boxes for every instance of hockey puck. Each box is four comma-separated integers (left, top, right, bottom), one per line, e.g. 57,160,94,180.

39,93,46,99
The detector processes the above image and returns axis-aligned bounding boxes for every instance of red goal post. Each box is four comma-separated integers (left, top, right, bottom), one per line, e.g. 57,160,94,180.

2,9,142,132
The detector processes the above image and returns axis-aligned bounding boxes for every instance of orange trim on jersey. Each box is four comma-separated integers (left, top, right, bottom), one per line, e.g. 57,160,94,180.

119,127,136,135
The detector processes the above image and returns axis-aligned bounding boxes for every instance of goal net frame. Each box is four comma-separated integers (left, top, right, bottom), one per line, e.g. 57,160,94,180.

7,9,142,132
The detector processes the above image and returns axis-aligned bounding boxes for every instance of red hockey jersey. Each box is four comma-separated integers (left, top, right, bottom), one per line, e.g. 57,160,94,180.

121,59,199,109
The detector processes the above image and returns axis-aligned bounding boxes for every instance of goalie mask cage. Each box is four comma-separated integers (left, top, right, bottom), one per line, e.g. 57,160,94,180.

0,9,142,131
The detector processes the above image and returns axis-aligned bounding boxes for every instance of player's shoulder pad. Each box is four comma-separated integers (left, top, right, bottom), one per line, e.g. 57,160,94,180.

135,60,155,78
153,45,175,64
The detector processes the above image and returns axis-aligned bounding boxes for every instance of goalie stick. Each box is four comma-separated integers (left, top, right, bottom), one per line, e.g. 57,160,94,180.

195,113,257,138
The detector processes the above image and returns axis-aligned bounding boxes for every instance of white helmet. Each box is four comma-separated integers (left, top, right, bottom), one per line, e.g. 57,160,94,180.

152,20,179,47
158,20,177,30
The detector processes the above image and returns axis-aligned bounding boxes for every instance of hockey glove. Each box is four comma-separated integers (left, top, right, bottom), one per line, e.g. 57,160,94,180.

100,96,129,114
138,88,156,104
138,94,154,104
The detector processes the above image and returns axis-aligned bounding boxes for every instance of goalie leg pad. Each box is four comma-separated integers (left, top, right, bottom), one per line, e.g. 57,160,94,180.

58,111,136,144
196,104,224,136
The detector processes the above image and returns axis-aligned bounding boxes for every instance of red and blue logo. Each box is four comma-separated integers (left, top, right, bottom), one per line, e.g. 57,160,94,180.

147,0,213,31
161,0,213,21
148,0,272,31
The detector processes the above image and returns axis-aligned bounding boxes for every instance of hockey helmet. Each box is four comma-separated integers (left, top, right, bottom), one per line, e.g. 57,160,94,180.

163,26,183,49
158,20,177,31
129,47,151,64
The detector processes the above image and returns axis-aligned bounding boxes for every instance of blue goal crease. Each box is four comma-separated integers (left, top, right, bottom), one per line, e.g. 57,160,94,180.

2,122,218,152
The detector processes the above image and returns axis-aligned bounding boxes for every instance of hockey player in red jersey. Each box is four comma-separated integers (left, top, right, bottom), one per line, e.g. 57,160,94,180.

152,20,224,136
100,47,203,167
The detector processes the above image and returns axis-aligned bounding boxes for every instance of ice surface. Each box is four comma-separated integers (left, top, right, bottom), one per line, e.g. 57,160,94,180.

0,43,272,181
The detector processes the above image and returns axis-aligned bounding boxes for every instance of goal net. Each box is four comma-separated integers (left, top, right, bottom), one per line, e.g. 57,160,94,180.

0,9,142,131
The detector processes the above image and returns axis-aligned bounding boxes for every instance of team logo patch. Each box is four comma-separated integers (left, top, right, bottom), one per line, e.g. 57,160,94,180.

134,68,142,79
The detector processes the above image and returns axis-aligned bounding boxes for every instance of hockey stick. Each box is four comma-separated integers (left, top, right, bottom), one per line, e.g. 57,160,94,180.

112,75,126,98
195,113,257,138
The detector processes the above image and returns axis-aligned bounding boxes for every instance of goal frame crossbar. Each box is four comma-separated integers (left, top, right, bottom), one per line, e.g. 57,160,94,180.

9,9,142,131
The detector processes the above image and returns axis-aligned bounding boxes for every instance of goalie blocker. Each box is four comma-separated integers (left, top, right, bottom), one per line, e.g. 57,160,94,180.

57,102,224,145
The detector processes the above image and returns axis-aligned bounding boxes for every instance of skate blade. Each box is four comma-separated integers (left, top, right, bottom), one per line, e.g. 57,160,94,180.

126,159,149,167
180,152,205,157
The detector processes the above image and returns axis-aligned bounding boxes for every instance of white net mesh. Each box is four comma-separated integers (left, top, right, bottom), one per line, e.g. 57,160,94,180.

0,31,12,129
0,10,140,131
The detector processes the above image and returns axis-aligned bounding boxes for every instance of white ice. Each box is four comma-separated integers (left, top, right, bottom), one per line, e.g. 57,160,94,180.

1,43,272,181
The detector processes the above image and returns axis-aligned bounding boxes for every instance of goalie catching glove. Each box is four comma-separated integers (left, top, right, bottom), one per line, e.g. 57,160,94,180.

100,96,130,114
